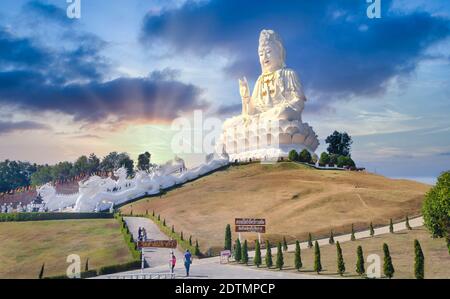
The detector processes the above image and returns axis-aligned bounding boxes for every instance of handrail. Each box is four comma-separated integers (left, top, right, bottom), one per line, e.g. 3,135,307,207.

107,273,176,279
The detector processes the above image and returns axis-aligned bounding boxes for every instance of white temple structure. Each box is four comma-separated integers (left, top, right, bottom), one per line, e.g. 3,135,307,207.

216,29,319,161
37,154,229,213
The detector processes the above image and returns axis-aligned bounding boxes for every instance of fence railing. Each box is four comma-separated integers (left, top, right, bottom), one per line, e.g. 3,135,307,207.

107,273,176,279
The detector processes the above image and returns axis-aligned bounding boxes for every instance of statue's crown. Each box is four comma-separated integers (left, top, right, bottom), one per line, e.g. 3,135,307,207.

258,29,286,64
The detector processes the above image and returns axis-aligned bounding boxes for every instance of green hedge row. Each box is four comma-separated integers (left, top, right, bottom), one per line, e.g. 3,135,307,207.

115,214,141,260
97,260,142,276
0,212,114,222
45,270,98,279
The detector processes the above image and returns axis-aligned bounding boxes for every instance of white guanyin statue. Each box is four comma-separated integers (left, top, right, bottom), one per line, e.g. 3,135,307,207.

217,29,319,161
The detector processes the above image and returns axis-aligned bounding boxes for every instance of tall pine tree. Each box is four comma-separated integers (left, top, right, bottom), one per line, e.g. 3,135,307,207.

414,239,424,279
369,222,375,237
282,237,288,251
308,233,313,248
194,240,201,256
351,224,356,241
356,246,365,276
329,230,335,244
254,240,262,268
38,263,45,279
241,240,249,265
389,218,394,233
234,239,242,262
336,241,345,276
383,243,395,278
314,241,322,274
265,240,273,268
276,242,284,270
224,224,232,250
294,240,302,271
406,216,412,230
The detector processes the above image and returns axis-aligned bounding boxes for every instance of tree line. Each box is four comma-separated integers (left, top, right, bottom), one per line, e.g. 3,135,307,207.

0,151,154,193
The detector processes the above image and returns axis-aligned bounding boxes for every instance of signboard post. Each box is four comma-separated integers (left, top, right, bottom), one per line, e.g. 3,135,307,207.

220,250,231,264
234,218,266,245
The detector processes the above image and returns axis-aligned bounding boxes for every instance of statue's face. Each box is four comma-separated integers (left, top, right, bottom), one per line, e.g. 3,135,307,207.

259,43,283,74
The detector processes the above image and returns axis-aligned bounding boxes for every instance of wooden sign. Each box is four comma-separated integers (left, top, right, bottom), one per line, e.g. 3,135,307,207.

137,240,177,249
235,225,266,233
235,218,266,226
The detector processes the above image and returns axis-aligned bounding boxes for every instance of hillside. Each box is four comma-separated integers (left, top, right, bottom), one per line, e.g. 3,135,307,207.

121,162,431,253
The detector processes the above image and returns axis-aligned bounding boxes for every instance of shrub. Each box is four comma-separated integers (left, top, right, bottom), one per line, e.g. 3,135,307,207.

329,230,335,244
276,242,284,270
389,219,394,233
351,224,356,241
369,222,375,237
282,237,288,251
97,261,141,275
0,212,113,222
383,243,394,278
356,246,365,276
288,150,299,162
298,149,312,163
406,216,412,230
194,240,201,256
294,240,302,271
414,240,424,279
38,263,45,279
319,152,330,166
308,233,313,248
314,241,322,274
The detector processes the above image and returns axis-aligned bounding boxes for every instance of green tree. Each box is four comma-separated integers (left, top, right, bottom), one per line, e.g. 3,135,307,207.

171,225,175,233
314,241,322,274
254,240,262,268
241,240,249,264
288,150,299,161
336,241,345,276
87,153,100,174
329,230,335,244
282,236,288,251
224,224,232,250
369,222,375,237
0,160,37,192
38,263,45,279
329,154,339,167
294,240,302,271
414,239,424,279
85,258,89,272
422,171,450,242
389,219,394,233
137,152,151,171
276,242,284,270
406,216,412,230
298,149,312,163
51,161,73,182
383,243,394,278
189,236,192,246
351,224,356,241
100,152,134,176
157,214,160,221
265,241,273,268
325,131,352,156
337,155,355,168
180,231,184,241
308,233,313,248
74,155,90,175
319,152,330,166
194,240,201,256
30,165,53,186
234,239,242,262
356,246,365,276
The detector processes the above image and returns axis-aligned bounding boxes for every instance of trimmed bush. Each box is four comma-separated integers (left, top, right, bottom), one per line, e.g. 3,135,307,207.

308,233,313,248
356,246,365,276
282,236,288,251
406,216,412,230
97,261,141,275
329,230,335,244
276,242,284,270
414,239,424,279
234,239,242,262
336,241,345,276
369,222,375,237
241,240,249,265
265,241,273,268
314,241,322,274
383,243,395,278
194,240,201,256
389,219,394,233
254,240,262,268
0,212,113,222
224,224,232,250
288,150,299,161
351,224,356,241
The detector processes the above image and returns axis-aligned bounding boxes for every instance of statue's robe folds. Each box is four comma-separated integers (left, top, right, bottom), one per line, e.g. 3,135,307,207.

248,68,306,122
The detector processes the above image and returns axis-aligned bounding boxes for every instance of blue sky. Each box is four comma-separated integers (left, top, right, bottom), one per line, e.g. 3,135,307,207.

0,0,449,182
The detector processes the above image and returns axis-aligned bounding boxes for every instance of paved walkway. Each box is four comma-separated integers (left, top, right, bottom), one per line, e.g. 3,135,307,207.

97,216,423,279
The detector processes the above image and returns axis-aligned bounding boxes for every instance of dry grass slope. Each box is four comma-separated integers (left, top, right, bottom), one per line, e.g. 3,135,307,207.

0,219,134,278
121,162,430,253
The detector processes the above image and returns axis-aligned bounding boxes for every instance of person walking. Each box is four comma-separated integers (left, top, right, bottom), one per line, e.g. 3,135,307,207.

184,249,192,277
169,251,177,274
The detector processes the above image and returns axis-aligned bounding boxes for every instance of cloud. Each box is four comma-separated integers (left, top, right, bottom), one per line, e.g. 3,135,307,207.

141,0,450,101
0,120,50,135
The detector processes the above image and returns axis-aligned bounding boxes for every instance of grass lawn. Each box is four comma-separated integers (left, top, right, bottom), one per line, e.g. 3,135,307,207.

121,162,430,254
243,227,450,279
0,219,134,279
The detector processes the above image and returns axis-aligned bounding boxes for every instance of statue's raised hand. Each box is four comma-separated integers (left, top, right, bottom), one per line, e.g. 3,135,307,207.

239,76,250,101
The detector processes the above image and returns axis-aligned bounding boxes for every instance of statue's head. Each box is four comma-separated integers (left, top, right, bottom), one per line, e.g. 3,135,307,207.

258,29,286,74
